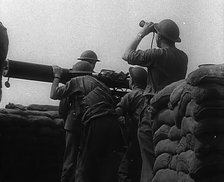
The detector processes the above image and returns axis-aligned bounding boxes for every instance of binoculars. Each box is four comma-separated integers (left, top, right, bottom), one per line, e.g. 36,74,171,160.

139,20,146,27
139,20,156,32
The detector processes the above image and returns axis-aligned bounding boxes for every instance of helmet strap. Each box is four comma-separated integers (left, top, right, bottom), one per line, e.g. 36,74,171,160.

147,32,156,93
150,32,155,49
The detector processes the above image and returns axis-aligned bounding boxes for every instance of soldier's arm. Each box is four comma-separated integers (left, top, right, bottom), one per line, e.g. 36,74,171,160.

122,21,154,61
50,65,63,100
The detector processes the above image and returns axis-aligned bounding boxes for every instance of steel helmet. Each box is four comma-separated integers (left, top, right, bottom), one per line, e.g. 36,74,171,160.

154,19,181,43
77,50,100,62
129,67,147,87
71,61,94,73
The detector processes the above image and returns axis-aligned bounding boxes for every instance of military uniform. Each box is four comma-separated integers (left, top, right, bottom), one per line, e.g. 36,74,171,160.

116,88,145,182
55,75,123,182
126,47,188,93
126,47,188,182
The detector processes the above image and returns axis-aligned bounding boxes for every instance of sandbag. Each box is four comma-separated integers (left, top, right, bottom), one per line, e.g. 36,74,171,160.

0,108,59,119
176,134,195,154
172,104,184,129
169,81,188,109
153,153,172,173
152,169,178,182
0,104,65,182
152,108,175,133
27,104,59,111
155,139,178,157
169,154,178,171
177,150,195,174
177,171,195,182
185,134,195,152
170,83,224,115
0,113,29,127
168,125,181,141
172,83,224,128
181,117,198,137
5,103,26,110
185,99,224,120
176,137,187,154
153,124,170,146
150,80,185,114
187,63,224,86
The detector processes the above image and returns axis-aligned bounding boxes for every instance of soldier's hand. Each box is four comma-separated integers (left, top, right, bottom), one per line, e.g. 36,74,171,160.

52,65,63,77
139,21,155,37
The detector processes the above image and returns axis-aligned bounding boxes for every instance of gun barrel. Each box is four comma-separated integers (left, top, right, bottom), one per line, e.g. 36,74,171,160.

3,59,83,83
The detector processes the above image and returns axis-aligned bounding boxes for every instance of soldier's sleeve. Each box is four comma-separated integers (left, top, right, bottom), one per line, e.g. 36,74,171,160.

116,93,132,116
55,78,82,99
126,48,164,67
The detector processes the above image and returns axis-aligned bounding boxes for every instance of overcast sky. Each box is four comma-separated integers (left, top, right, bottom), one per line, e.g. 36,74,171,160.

0,0,224,107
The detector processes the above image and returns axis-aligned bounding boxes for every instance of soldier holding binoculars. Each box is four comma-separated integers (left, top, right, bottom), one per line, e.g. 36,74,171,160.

122,19,188,182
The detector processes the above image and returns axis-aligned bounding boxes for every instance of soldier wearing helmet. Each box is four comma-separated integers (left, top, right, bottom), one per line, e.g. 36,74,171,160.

50,61,123,182
58,50,100,125
77,50,100,70
122,19,188,182
129,66,147,89
116,66,147,182
123,19,188,93
56,50,101,182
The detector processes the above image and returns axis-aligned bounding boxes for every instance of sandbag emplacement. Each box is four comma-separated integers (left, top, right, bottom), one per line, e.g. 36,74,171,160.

0,103,65,182
151,64,224,182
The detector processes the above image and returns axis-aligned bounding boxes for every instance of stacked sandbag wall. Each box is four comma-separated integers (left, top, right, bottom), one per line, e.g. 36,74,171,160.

0,104,65,182
151,64,224,182
150,80,186,182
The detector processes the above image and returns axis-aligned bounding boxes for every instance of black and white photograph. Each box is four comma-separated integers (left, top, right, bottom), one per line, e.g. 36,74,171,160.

0,0,224,182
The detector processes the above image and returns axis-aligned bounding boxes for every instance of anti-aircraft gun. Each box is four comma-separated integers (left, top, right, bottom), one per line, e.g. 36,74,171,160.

2,59,130,103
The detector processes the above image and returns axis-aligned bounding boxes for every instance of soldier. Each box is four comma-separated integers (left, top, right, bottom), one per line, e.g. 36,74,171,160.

53,61,93,182
122,19,188,182
0,22,9,102
58,50,100,120
57,50,101,182
50,61,123,182
116,66,147,182
77,50,100,71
